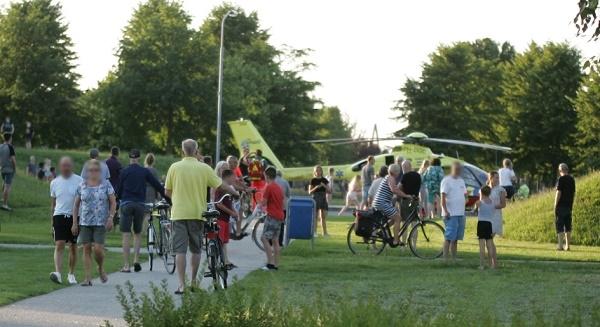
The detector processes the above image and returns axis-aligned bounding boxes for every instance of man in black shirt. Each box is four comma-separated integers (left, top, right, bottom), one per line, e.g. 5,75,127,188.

555,163,576,251
399,160,421,243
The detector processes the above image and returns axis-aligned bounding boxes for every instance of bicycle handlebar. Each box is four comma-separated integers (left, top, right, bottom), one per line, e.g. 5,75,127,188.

208,194,231,206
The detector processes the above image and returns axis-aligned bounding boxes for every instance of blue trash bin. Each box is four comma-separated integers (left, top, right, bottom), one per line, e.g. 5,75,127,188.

285,196,315,248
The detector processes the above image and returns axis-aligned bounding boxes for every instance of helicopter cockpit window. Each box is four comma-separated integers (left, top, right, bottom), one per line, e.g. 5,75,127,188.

351,159,367,172
385,155,394,166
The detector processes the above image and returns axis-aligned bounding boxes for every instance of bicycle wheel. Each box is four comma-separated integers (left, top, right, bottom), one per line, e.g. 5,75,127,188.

147,223,155,271
211,240,228,290
347,223,387,256
252,217,265,251
240,193,253,219
408,220,445,259
161,222,176,274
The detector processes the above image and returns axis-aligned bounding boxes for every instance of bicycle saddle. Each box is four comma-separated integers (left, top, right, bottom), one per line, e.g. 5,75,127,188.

202,209,220,219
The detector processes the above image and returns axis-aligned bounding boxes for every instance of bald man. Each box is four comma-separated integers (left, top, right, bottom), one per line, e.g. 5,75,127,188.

50,157,83,285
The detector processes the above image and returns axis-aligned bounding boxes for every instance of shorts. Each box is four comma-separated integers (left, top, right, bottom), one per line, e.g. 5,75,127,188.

374,204,398,218
262,216,283,241
217,219,230,244
52,215,77,243
477,221,493,240
313,192,328,211
78,225,107,245
502,186,515,200
400,198,419,220
362,187,370,203
2,172,14,185
172,219,203,254
555,207,572,233
444,215,466,241
120,202,145,234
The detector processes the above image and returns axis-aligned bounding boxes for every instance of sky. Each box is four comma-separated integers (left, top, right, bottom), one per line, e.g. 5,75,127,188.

2,0,596,137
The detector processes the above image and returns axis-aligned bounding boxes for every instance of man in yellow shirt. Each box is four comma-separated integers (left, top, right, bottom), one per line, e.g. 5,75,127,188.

165,139,221,294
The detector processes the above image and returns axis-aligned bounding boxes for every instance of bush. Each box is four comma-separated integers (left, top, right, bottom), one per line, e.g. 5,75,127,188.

107,281,599,327
504,172,600,246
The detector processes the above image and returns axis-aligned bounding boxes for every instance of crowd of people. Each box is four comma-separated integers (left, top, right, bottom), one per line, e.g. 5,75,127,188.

42,139,288,294
333,155,577,269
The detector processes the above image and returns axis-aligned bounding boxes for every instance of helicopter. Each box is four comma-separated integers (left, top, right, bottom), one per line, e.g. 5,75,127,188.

227,119,511,201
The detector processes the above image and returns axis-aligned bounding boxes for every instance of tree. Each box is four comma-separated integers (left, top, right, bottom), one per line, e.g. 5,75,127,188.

311,106,355,165
501,42,582,182
571,72,600,172
393,38,514,167
0,0,82,147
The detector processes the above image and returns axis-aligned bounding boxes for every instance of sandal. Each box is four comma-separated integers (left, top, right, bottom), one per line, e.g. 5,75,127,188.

174,288,185,295
81,280,92,287
120,268,131,273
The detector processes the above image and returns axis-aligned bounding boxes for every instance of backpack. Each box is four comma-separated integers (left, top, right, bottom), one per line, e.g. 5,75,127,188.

248,160,264,181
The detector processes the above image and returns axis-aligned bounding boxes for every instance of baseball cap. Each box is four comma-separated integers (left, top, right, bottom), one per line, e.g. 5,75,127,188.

129,149,141,159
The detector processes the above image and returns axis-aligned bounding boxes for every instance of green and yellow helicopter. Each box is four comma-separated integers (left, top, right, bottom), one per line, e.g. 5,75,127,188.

228,119,511,196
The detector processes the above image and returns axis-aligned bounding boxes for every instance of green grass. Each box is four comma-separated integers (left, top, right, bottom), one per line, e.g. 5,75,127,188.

237,216,600,324
0,247,123,306
504,172,600,246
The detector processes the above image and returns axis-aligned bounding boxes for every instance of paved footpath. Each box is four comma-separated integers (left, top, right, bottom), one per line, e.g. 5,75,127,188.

0,236,264,327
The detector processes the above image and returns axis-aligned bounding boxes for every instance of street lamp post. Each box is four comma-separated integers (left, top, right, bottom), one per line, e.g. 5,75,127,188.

215,10,237,163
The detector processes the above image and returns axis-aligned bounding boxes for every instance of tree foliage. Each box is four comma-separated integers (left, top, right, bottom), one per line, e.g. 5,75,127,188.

501,42,581,182
571,73,600,172
0,0,82,147
394,38,514,168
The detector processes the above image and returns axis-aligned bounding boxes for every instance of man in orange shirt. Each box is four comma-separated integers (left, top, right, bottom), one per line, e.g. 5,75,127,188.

260,166,284,271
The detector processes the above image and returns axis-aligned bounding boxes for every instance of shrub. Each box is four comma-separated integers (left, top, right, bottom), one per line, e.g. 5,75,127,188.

504,172,600,245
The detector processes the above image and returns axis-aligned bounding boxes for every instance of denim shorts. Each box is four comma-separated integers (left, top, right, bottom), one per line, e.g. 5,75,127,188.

444,215,466,241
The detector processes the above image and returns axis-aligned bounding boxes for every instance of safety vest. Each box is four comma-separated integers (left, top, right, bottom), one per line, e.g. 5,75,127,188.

248,160,264,181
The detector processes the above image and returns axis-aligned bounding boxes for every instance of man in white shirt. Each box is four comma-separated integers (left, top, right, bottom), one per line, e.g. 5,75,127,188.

441,161,467,262
50,157,83,285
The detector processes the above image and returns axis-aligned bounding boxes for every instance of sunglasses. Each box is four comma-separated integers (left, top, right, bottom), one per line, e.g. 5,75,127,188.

88,168,101,173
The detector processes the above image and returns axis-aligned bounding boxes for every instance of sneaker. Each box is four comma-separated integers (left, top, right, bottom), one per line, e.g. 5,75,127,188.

261,264,278,271
50,272,62,284
0,204,12,211
67,273,77,285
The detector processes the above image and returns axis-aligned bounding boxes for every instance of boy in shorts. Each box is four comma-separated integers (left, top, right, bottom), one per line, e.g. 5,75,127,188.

260,166,285,271
214,169,238,270
474,186,497,269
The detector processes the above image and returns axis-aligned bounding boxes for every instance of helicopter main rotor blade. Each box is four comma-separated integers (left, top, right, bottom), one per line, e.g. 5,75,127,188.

424,138,512,152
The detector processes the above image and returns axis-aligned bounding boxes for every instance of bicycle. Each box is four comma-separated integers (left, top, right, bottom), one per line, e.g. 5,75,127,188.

143,199,171,272
198,194,230,290
347,198,445,259
230,189,259,237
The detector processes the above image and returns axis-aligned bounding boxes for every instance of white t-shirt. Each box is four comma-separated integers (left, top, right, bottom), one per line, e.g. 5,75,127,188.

440,176,466,216
50,174,83,216
498,167,515,187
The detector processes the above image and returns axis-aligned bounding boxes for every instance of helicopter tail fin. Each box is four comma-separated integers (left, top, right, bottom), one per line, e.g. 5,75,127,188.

227,120,284,170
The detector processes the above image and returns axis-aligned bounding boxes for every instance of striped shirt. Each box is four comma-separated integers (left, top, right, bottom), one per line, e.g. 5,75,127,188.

373,175,394,209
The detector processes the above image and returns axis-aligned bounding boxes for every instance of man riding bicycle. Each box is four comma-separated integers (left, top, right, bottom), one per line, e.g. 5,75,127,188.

372,163,417,246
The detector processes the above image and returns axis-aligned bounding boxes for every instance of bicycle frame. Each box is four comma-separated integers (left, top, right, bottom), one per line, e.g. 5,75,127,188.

378,200,422,246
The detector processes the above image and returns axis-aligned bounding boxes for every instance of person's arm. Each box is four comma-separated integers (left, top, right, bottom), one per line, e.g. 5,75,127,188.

308,181,319,194
9,145,16,170
50,197,56,230
71,196,80,236
496,189,507,209
216,202,238,218
164,167,173,199
107,194,116,230
554,190,561,210
441,192,449,218
389,177,411,199
116,172,124,200
260,186,270,209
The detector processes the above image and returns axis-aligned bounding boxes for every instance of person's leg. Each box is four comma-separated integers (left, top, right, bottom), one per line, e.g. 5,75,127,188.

557,233,564,250
175,254,187,291
321,209,328,236
443,240,451,262
273,240,281,267
190,253,201,281
262,235,274,265
83,243,92,282
565,232,571,251
488,239,497,268
93,243,105,277
451,241,458,260
68,243,77,274
132,205,144,266
478,239,486,269
2,182,11,206
188,220,203,283
564,210,572,251
391,212,402,244
54,240,65,274
121,232,131,270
